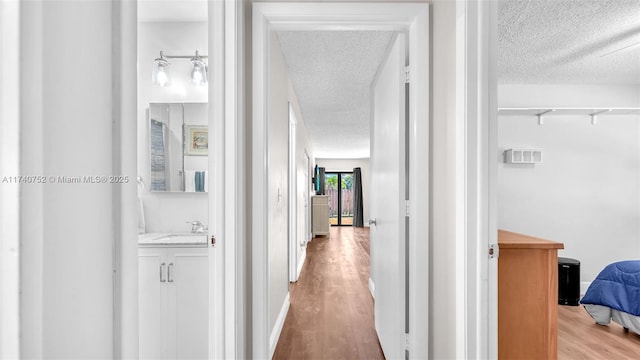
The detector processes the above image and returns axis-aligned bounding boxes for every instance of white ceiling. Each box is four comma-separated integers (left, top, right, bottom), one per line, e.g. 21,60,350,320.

138,0,207,22
277,31,395,159
499,0,640,84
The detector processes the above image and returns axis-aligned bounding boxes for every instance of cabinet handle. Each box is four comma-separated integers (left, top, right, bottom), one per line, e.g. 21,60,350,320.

168,263,174,283
160,262,166,282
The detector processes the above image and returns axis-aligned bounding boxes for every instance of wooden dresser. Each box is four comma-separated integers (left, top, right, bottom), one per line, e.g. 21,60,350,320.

498,230,564,360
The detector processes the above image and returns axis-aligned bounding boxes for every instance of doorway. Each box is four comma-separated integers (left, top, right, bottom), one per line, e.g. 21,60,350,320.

251,3,431,359
324,172,354,226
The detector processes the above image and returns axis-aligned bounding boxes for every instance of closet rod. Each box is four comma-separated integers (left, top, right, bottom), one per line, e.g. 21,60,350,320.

497,107,640,125
498,106,640,117
498,107,640,115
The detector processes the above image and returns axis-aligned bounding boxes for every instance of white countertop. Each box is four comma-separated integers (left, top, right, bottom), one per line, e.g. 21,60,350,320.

138,232,208,246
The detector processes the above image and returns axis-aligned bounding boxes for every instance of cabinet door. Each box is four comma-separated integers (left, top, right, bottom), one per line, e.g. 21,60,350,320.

139,248,167,360
167,248,209,359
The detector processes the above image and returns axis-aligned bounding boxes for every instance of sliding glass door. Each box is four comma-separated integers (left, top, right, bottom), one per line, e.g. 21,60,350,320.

324,172,354,226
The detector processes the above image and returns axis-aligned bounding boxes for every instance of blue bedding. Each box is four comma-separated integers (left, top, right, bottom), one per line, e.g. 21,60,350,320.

581,260,640,317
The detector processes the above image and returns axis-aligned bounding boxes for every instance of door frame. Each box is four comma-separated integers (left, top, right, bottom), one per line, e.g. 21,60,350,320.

119,1,245,358
252,2,430,358
323,171,354,226
288,102,298,282
209,1,245,358
455,2,499,358
304,151,312,242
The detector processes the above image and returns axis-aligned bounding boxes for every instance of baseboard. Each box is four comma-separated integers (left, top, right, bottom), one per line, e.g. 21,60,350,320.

297,248,306,279
269,292,290,359
368,277,375,299
580,281,592,297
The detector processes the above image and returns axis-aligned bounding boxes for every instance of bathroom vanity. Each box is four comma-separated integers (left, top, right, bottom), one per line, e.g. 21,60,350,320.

138,234,208,359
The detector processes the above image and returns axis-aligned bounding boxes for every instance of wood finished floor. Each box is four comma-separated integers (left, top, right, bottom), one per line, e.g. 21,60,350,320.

273,227,640,359
273,226,385,360
558,304,640,359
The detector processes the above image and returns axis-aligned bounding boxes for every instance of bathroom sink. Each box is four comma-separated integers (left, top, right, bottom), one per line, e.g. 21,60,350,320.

138,232,207,245
165,233,207,244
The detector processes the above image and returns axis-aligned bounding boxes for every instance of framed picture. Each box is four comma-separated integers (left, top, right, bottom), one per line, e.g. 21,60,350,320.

184,125,209,156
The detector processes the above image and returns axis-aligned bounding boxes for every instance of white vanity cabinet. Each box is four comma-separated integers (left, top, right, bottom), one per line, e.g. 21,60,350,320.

139,246,208,359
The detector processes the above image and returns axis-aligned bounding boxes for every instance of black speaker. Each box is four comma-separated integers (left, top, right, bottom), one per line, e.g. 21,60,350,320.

558,257,580,306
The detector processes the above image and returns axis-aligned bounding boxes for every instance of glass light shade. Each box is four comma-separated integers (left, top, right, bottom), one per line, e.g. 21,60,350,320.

152,58,171,87
190,59,208,86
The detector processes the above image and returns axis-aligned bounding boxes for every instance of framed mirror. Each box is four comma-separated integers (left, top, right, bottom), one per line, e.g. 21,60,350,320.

149,102,208,192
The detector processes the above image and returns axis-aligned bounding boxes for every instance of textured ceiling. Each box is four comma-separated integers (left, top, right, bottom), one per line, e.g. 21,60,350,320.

277,31,395,159
499,0,640,84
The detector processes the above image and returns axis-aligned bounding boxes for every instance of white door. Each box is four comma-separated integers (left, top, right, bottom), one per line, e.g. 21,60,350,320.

138,248,166,360
169,248,209,359
370,34,407,359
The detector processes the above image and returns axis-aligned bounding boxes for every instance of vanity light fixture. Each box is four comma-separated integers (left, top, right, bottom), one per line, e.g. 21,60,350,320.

190,51,208,86
152,50,209,87
152,51,171,87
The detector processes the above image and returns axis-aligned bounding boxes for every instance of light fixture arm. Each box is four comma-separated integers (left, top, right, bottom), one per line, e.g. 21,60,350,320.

159,50,209,60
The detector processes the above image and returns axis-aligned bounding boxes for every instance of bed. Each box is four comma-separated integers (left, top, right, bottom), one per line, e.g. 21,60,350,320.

580,260,640,334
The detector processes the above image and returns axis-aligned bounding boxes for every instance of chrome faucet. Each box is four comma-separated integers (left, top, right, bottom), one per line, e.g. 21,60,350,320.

186,220,207,233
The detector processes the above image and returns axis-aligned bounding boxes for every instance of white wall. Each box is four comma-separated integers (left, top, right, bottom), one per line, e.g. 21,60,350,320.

498,84,640,286
268,30,318,345
268,31,291,339
499,85,640,109
0,1,20,357
19,1,121,357
138,21,209,233
315,158,371,225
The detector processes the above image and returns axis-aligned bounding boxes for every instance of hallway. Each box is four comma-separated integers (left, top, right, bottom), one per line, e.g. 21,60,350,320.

273,227,385,359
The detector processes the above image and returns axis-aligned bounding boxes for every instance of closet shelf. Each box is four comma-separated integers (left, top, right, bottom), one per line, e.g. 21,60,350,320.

498,107,640,116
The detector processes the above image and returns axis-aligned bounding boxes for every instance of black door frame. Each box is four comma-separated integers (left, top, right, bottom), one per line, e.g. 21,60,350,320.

324,171,353,226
